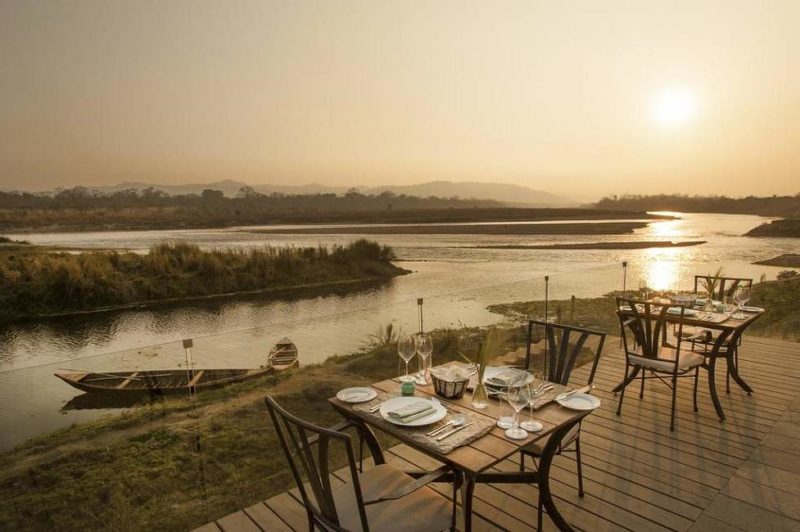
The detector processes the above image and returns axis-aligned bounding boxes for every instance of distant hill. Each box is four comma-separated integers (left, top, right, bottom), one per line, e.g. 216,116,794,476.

85,180,571,206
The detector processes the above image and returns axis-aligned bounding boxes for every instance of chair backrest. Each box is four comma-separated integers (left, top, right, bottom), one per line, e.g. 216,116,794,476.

615,297,686,368
525,320,606,386
693,275,753,300
265,396,368,532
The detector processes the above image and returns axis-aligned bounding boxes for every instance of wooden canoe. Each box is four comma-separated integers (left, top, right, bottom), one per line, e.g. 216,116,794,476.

55,339,299,396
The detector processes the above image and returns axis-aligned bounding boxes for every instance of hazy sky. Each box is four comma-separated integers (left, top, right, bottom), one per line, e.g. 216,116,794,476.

1,1,798,199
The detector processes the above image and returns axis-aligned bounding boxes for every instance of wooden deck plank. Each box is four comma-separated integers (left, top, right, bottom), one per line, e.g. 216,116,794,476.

701,494,800,531
192,523,221,532
264,492,308,531
216,511,260,532
243,502,293,531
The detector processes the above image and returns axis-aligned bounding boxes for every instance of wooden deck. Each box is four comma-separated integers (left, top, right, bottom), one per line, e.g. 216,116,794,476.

197,336,800,531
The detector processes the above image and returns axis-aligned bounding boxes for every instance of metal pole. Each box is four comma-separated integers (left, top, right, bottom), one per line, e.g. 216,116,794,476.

544,275,549,378
183,338,195,399
622,261,628,295
417,298,424,333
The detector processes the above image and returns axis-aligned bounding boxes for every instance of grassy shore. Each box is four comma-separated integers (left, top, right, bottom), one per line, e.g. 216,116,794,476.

0,240,405,321
745,219,800,237
0,325,531,531
754,254,800,268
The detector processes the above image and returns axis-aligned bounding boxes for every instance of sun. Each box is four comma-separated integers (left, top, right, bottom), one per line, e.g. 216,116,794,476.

652,87,697,127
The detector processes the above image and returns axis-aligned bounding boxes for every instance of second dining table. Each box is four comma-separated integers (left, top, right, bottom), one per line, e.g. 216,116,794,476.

614,301,763,421
329,362,594,532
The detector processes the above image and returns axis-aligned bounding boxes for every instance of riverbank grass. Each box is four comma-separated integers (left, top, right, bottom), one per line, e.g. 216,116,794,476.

0,239,405,320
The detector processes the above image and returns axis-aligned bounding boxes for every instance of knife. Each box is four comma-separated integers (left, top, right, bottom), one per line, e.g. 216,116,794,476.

559,384,594,400
437,422,474,442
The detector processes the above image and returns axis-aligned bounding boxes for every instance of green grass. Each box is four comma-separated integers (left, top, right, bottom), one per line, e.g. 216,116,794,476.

0,239,404,320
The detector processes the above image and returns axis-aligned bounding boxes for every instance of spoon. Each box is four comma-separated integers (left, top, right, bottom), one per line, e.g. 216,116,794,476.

427,414,465,437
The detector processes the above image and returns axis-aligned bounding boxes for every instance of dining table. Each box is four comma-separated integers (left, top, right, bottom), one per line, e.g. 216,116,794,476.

329,362,595,532
613,302,764,421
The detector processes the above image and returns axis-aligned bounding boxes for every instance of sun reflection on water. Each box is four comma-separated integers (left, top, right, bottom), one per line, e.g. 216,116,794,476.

642,247,694,292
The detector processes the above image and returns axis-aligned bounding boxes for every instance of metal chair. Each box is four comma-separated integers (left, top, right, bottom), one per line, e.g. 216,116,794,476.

615,298,705,431
684,275,753,392
520,320,606,529
265,396,456,532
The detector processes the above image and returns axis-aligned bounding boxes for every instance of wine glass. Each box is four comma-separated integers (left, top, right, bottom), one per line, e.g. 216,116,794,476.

733,286,751,319
504,378,531,440
414,332,433,385
520,370,545,432
397,334,416,382
638,278,649,301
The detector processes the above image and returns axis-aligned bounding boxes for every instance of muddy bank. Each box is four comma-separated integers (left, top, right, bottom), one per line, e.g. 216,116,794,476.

468,240,706,250
248,221,650,236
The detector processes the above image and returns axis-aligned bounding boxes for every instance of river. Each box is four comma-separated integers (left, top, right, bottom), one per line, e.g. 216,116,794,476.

0,212,795,449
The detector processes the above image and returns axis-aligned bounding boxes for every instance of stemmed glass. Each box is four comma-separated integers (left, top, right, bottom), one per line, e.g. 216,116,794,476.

520,370,545,432
504,378,531,440
397,334,416,382
638,278,649,301
414,332,433,385
732,286,752,319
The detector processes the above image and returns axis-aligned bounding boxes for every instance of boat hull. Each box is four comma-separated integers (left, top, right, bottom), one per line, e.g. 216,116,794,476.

54,365,295,397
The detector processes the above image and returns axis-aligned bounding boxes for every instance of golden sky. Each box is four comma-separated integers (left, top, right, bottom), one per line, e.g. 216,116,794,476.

1,0,798,199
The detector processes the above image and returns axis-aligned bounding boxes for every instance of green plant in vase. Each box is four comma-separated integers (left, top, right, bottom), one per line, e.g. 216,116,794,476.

700,267,724,311
460,327,506,409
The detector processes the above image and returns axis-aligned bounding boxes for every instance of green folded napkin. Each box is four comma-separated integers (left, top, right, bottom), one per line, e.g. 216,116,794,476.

486,370,516,386
387,402,435,423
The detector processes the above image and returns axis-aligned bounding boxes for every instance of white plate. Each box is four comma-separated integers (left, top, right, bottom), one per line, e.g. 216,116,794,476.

336,387,377,404
379,396,447,427
556,392,601,411
484,366,534,388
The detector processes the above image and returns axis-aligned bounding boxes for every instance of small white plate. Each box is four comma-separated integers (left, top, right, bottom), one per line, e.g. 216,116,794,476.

556,392,601,411
337,387,377,404
379,396,447,427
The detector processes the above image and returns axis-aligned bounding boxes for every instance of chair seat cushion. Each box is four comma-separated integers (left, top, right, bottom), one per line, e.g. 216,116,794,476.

333,463,452,532
521,424,580,456
679,325,712,340
628,346,705,372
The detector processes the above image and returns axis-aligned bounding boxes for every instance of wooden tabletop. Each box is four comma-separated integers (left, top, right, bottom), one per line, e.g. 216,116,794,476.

618,305,763,332
329,366,590,476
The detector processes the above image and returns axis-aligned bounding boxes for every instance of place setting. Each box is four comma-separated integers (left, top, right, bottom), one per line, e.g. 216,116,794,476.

494,371,599,441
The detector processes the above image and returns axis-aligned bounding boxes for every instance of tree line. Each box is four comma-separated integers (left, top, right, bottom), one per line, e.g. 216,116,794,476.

0,186,500,212
594,194,800,218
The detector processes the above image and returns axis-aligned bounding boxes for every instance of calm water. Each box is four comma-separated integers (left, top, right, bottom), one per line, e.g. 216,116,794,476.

1,212,796,448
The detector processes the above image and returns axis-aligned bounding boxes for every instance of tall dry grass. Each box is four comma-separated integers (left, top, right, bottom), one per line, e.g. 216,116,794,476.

0,239,400,319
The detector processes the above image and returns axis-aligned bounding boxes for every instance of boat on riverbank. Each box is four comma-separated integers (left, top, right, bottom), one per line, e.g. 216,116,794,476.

54,338,299,397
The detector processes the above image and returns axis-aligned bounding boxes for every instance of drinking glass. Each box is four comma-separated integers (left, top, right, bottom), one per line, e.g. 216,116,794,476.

504,379,530,440
733,286,751,319
414,332,433,385
520,370,545,432
397,335,416,382
638,278,649,301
